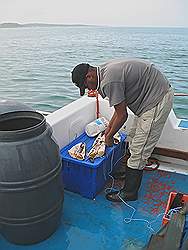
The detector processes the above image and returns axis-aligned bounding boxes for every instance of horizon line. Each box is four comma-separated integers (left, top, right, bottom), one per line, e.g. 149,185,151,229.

0,22,188,28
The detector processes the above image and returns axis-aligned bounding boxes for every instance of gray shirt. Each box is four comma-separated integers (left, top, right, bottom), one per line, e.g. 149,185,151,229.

99,59,170,116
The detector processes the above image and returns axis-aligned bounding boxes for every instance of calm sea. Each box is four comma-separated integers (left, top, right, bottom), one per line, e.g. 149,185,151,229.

0,26,188,118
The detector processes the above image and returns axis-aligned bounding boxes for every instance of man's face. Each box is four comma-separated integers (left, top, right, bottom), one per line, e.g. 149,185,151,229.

85,71,97,90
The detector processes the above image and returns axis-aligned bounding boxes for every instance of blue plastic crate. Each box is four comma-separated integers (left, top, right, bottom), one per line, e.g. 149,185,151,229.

60,132,126,199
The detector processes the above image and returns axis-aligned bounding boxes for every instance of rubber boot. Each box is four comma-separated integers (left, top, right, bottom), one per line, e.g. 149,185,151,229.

106,166,143,202
112,146,131,180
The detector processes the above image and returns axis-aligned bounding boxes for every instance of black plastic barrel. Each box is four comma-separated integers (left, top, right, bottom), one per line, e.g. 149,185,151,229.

0,111,63,245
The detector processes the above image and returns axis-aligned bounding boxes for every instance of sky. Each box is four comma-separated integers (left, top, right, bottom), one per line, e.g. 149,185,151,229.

0,0,188,27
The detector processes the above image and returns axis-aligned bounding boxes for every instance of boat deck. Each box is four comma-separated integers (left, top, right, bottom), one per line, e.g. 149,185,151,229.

1,165,188,250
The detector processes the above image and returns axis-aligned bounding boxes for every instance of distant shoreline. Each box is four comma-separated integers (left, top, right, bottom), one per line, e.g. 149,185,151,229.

0,22,188,29
0,22,94,28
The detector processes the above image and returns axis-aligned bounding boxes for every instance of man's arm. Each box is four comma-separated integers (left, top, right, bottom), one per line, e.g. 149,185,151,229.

105,112,117,136
105,100,128,146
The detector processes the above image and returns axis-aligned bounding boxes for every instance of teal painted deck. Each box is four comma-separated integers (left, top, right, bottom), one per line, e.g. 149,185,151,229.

0,169,188,250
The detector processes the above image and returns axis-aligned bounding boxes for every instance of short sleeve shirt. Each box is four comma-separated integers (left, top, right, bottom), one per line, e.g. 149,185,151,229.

99,59,170,116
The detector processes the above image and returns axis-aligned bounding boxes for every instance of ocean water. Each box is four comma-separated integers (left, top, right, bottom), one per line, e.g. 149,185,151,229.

0,26,188,118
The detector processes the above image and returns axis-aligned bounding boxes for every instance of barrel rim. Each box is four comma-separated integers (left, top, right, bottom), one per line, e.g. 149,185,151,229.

0,111,45,132
0,111,46,141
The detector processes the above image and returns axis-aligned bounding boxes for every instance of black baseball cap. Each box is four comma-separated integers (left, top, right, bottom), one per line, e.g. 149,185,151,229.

71,63,90,96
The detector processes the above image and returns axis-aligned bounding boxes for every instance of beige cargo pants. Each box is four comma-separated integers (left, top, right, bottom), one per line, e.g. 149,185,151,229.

127,87,174,170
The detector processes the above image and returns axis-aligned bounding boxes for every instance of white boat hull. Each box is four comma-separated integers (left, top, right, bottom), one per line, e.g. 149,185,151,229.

46,96,188,154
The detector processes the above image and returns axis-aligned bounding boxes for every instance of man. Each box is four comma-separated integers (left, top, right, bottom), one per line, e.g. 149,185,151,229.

71,59,173,202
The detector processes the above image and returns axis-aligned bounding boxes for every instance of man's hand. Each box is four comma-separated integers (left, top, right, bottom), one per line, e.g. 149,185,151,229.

105,101,128,147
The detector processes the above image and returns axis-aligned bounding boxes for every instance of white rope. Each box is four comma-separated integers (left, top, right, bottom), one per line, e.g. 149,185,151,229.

103,139,183,236
118,194,182,233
